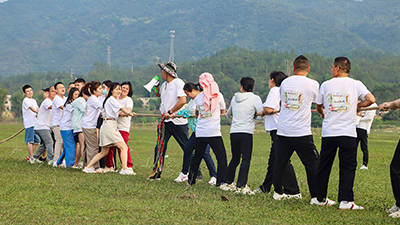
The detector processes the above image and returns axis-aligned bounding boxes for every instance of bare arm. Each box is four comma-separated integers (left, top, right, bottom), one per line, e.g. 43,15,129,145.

119,107,136,117
316,104,324,118
155,85,161,97
380,98,400,111
119,107,132,117
220,109,226,117
28,106,39,114
357,93,376,110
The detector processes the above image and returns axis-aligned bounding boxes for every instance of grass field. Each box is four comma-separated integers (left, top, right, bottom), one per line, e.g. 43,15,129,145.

0,123,399,224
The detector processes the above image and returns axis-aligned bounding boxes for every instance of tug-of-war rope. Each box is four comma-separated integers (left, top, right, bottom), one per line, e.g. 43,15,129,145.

0,106,382,145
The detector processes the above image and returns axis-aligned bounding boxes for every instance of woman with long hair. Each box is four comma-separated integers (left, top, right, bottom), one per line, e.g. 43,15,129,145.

83,82,136,175
81,81,103,168
56,87,80,167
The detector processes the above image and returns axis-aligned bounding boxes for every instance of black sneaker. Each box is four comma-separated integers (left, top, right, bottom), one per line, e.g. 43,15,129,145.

147,172,161,180
39,156,47,162
196,172,203,181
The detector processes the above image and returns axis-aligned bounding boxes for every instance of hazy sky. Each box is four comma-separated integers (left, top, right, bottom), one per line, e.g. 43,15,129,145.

0,0,9,3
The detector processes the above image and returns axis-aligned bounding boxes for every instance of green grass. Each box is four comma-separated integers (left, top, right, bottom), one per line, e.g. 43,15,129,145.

0,123,399,224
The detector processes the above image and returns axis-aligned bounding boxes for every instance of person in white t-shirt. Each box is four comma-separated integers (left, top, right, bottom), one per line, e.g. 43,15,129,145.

222,77,263,194
254,71,300,197
314,57,375,210
104,81,135,173
51,82,66,166
148,62,189,180
33,86,56,165
56,87,80,168
356,102,377,170
272,55,320,201
83,83,136,175
81,81,103,169
188,72,227,186
22,84,40,163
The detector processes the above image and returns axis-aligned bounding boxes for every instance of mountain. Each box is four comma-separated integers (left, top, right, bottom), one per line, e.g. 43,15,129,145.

0,0,399,76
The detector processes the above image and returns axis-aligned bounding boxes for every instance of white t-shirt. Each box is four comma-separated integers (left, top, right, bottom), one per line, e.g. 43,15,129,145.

195,92,226,137
104,96,122,120
117,96,134,132
227,92,263,134
34,98,52,130
264,86,281,132
51,95,66,127
82,95,102,129
317,77,371,138
60,103,74,131
277,75,319,137
22,97,39,128
159,78,188,125
356,103,377,134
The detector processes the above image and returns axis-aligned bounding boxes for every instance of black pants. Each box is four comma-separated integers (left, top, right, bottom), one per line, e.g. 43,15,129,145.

153,122,189,171
356,128,369,166
225,133,253,188
391,140,400,208
273,135,319,197
316,136,357,202
261,130,300,194
188,136,227,186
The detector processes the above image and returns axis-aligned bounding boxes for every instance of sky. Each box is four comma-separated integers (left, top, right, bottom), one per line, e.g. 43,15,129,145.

0,0,9,3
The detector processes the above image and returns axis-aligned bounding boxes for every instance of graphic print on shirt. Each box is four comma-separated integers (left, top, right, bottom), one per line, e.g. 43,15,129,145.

197,103,212,118
328,93,350,113
283,91,303,111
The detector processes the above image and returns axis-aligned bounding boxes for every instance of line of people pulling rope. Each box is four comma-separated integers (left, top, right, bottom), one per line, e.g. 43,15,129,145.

20,55,400,217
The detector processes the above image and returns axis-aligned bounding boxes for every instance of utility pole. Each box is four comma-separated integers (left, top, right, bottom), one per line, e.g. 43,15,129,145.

265,63,268,76
70,68,74,79
106,46,111,68
169,30,175,62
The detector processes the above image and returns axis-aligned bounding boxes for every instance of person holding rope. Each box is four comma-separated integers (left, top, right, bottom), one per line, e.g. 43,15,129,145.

51,82,66,167
188,72,227,187
22,84,40,163
379,99,400,217
83,82,136,175
272,55,320,201
148,62,188,180
254,71,301,198
314,56,375,210
356,103,377,170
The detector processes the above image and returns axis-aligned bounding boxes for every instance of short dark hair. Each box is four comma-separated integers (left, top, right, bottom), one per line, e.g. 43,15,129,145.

89,81,101,94
240,77,255,92
102,80,112,88
333,57,351,73
183,82,201,92
22,84,32,93
81,82,91,97
75,78,86,84
121,81,133,97
269,71,288,87
293,55,309,72
54,82,64,89
69,82,75,85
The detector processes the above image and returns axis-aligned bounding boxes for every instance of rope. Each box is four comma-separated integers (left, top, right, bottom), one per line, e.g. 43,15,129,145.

148,115,166,178
0,127,25,144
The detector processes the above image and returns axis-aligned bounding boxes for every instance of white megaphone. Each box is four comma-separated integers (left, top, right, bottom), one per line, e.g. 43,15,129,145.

144,76,160,93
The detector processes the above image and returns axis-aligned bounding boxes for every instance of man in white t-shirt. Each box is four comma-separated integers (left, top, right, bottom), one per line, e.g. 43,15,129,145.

314,57,375,210
51,82,66,165
22,84,40,163
272,55,320,201
149,62,188,180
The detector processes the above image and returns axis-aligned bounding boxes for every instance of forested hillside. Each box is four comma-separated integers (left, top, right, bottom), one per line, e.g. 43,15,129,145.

0,0,399,76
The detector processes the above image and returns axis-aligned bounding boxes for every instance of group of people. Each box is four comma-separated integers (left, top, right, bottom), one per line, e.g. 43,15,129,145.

20,56,400,217
22,78,137,175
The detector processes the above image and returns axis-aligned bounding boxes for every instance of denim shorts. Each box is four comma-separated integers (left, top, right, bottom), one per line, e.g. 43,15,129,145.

25,126,40,144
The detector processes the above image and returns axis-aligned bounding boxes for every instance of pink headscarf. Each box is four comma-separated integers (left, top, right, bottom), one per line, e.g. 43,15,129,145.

199,72,220,113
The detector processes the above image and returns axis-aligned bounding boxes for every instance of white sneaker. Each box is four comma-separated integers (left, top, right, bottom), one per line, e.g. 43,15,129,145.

387,204,400,213
310,197,336,206
273,191,287,200
53,161,58,167
29,157,36,164
120,168,134,175
127,168,137,175
220,183,237,191
174,172,188,182
286,193,302,199
235,185,255,195
82,167,97,173
208,177,217,185
339,201,364,210
104,167,118,173
360,165,368,170
389,211,400,218
47,160,54,166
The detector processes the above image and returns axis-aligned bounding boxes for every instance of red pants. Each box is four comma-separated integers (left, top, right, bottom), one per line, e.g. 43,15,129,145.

105,130,133,168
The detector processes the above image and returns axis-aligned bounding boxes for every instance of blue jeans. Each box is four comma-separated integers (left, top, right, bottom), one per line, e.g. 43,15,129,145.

182,132,217,177
57,130,76,167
